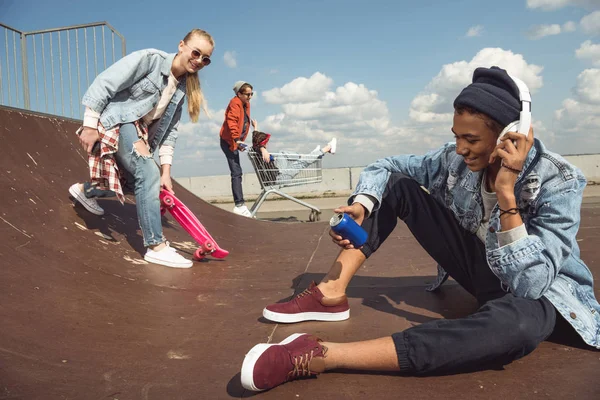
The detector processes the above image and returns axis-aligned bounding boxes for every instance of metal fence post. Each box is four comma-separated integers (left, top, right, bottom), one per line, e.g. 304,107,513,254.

1,21,125,118
20,32,30,109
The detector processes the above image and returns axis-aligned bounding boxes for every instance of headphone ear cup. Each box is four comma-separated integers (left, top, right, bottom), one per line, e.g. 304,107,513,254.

497,120,520,144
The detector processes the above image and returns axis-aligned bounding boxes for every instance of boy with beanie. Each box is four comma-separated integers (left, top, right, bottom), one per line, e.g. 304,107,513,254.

240,66,600,392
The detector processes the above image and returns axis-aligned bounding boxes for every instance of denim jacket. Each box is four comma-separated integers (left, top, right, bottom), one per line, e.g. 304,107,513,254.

82,49,186,151
352,139,600,348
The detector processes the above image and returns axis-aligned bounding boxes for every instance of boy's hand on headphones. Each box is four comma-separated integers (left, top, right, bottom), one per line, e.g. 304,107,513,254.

490,126,534,193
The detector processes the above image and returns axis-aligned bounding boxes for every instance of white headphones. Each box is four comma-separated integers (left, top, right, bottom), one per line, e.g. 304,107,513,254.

498,73,532,141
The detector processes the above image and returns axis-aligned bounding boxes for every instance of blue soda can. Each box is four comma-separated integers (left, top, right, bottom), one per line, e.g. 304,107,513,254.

329,213,368,247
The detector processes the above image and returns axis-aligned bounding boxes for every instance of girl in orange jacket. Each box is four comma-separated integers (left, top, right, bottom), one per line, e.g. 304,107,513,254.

219,81,256,217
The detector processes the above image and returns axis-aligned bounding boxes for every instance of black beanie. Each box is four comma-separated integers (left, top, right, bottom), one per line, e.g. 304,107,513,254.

453,66,522,127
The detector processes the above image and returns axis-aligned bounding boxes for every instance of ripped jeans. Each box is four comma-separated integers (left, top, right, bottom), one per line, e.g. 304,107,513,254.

113,122,164,247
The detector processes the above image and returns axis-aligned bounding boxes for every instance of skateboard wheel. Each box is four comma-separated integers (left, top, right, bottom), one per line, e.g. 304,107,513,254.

201,240,214,254
194,248,205,260
161,194,174,208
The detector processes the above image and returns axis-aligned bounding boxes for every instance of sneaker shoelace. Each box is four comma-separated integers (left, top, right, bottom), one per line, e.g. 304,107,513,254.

288,350,317,380
296,287,314,299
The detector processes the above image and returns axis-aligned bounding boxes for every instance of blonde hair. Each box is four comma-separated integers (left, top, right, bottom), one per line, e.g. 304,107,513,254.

183,29,214,122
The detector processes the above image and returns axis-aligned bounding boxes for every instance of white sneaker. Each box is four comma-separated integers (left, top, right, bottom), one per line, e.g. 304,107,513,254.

69,183,104,216
144,244,193,268
233,205,253,218
328,138,337,154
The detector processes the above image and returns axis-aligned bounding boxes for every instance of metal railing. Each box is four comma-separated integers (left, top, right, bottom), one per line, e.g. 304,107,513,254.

0,21,125,119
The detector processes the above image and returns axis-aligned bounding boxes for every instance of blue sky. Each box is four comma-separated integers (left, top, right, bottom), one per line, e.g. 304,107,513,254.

2,0,600,177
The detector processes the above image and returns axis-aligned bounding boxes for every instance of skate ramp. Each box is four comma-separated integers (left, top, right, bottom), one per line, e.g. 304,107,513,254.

1,106,599,399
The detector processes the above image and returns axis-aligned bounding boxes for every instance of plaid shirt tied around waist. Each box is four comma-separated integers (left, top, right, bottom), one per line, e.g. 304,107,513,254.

77,120,149,204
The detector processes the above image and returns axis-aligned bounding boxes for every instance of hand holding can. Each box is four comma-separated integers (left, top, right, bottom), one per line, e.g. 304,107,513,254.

330,213,368,248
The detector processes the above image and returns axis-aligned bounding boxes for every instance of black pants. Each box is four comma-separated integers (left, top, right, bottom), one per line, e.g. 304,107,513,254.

220,139,244,206
360,173,557,375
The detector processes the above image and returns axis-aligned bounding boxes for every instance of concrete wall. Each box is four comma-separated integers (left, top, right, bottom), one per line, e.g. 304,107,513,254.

177,154,600,202
565,155,600,185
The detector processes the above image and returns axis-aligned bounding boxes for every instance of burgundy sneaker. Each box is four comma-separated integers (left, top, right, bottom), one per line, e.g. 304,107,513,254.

241,333,327,392
263,281,350,323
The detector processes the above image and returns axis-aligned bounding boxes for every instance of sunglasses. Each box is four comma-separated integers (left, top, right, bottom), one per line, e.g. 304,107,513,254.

184,43,211,66
240,92,254,97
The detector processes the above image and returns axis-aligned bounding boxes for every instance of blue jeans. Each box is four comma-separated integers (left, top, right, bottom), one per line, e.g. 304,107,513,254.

114,122,164,247
220,139,244,206
275,148,323,183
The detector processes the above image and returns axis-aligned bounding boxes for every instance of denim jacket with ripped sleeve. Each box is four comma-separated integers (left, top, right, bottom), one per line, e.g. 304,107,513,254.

351,139,600,348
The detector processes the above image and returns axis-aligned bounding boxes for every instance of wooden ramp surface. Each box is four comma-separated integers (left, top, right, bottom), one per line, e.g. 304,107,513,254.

1,106,599,399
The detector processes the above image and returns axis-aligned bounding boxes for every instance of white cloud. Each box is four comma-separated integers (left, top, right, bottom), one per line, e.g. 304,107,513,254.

573,68,600,104
527,0,600,11
171,108,227,176
256,49,547,171
223,51,237,68
581,10,600,35
554,68,600,154
261,77,396,139
466,25,483,37
256,73,417,168
527,24,561,39
576,40,600,65
527,21,577,39
409,48,543,125
563,21,578,32
262,72,333,104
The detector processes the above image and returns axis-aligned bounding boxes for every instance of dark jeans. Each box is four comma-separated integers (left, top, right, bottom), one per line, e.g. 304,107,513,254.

220,139,244,206
360,173,557,375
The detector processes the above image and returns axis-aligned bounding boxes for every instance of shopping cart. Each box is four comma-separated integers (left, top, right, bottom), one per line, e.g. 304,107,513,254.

247,149,323,221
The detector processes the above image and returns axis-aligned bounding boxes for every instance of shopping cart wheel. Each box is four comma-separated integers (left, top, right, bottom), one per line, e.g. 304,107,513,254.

309,210,321,222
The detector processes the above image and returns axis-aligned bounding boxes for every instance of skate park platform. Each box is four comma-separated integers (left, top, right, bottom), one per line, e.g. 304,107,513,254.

1,106,599,399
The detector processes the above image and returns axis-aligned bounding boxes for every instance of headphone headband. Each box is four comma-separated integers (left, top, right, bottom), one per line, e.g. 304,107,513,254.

505,73,532,135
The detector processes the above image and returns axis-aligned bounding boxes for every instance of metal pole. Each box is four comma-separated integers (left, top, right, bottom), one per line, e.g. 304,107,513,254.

102,25,106,70
13,30,19,106
75,29,81,118
58,31,64,116
67,30,73,117
50,32,56,114
104,22,125,56
33,35,39,109
23,21,111,35
93,26,97,77
111,31,115,64
20,32,30,109
84,28,89,88
5,30,11,106
41,33,48,112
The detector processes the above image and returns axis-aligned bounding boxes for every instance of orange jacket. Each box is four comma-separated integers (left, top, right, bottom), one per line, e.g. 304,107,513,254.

220,96,251,151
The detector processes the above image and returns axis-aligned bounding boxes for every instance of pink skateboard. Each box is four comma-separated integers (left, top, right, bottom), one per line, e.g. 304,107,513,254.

160,190,229,260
